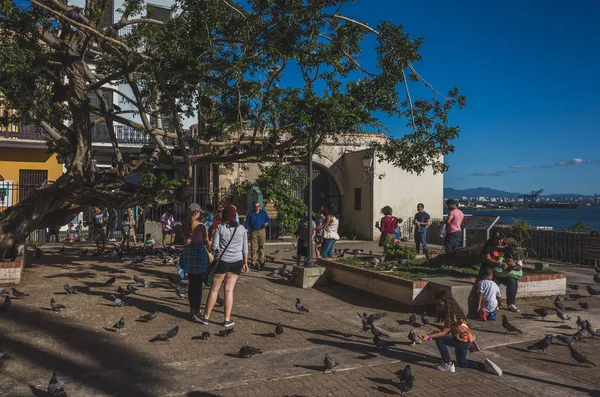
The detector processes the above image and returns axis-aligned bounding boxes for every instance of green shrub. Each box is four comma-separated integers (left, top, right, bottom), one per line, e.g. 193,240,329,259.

384,242,416,261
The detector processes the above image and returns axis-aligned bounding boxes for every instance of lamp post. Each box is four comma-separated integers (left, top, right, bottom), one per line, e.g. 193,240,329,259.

362,152,374,180
305,134,316,267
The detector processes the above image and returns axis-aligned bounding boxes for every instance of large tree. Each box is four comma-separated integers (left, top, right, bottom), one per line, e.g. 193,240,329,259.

0,0,465,256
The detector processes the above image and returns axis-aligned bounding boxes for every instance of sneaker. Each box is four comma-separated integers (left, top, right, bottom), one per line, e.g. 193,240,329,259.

223,320,235,328
483,358,503,376
195,316,209,325
488,311,497,321
508,304,520,312
436,362,456,373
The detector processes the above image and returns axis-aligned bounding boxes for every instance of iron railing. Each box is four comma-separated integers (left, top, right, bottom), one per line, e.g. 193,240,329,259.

91,124,191,146
1,124,46,140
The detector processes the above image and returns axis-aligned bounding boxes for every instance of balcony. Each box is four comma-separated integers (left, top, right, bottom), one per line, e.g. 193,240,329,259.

91,124,190,146
1,124,46,141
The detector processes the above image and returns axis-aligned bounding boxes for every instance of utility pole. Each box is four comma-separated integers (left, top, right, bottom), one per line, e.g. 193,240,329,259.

305,133,315,267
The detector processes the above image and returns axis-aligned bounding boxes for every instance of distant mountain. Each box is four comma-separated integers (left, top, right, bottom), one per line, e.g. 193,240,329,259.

444,187,595,200
444,187,523,199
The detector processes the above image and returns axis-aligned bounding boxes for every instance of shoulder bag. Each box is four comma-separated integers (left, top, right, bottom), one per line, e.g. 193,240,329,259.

203,224,238,287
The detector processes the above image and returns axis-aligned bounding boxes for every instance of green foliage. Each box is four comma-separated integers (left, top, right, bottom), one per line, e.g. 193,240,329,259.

564,221,594,233
383,242,416,261
508,218,532,244
140,172,180,190
255,165,307,234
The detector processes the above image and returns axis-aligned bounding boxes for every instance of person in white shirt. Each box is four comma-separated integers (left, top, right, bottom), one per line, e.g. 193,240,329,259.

477,267,503,321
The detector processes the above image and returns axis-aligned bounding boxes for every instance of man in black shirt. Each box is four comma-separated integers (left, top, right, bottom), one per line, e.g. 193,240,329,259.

413,203,431,254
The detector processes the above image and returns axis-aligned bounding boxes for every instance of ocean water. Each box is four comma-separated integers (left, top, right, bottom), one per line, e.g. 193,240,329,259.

450,205,600,231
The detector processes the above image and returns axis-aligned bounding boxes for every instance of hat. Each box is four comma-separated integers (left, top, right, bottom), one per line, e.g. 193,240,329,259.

189,203,202,212
223,205,237,222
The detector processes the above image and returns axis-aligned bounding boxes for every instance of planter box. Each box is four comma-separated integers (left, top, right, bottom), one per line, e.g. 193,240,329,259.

0,245,26,285
318,258,567,307
318,258,430,305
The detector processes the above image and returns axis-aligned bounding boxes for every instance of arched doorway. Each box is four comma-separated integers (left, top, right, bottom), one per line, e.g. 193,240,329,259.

291,164,342,217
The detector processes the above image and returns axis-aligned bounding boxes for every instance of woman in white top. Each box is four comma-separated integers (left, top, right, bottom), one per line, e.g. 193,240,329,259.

199,205,248,328
314,207,339,258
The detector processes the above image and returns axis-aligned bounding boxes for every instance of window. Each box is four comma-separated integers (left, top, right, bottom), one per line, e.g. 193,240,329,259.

19,170,48,201
147,4,171,22
354,188,362,211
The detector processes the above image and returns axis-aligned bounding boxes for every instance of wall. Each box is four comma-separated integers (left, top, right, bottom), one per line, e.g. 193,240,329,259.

0,149,63,183
340,150,372,239
372,155,444,240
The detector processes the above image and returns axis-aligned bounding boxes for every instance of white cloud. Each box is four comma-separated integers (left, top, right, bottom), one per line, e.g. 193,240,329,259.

557,158,585,166
510,165,534,169
470,172,502,177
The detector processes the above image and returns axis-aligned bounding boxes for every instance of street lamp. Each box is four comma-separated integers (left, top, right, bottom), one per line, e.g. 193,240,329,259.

362,152,374,180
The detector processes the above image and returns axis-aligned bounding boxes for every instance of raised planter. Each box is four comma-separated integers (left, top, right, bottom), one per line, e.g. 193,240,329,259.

0,245,26,285
318,258,567,307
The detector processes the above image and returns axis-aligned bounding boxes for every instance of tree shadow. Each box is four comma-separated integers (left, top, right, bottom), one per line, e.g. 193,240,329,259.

503,370,600,396
252,332,276,338
293,364,324,372
471,328,509,335
372,386,400,395
28,385,49,397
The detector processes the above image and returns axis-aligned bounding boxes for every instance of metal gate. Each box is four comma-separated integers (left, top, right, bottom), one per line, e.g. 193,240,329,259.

19,170,48,201
291,164,342,215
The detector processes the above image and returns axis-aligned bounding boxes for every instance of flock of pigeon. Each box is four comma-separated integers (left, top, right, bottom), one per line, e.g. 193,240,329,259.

2,246,600,396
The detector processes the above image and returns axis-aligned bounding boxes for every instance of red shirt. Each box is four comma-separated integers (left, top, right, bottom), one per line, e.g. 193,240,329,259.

379,216,398,234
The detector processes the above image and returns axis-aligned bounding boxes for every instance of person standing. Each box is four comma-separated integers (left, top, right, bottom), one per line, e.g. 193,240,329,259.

314,211,325,259
444,199,464,254
161,208,176,246
244,201,269,270
128,206,140,245
204,204,215,230
295,214,316,266
315,207,340,258
108,208,118,242
376,206,399,247
91,207,107,255
199,205,249,327
413,203,431,254
181,203,209,321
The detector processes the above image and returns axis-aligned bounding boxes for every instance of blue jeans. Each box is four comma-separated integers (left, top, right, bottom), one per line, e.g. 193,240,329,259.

445,231,462,253
435,334,482,369
414,229,427,254
321,239,336,258
499,277,518,306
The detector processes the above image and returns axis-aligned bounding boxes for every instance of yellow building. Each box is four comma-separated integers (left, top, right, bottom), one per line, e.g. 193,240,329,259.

0,107,63,208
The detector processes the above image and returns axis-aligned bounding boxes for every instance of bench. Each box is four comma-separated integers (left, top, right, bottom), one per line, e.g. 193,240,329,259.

421,277,478,317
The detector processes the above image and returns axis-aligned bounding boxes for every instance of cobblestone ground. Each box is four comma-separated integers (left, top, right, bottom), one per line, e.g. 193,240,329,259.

1,242,599,397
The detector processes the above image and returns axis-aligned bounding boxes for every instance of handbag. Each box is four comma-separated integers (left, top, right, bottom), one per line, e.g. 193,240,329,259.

204,225,238,287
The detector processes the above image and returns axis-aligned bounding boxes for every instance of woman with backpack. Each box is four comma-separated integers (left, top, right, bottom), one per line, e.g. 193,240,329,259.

198,205,248,328
420,293,502,375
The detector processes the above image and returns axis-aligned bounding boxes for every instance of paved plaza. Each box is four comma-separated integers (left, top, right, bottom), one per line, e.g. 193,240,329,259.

1,242,599,397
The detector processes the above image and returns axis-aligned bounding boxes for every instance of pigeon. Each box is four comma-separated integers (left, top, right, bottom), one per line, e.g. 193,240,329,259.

554,296,565,310
199,331,210,340
533,308,548,320
50,298,65,311
133,275,150,287
555,334,575,344
219,328,235,337
594,273,600,284
567,284,579,291
109,294,125,307
396,375,414,395
421,311,429,326
295,298,309,313
174,285,186,300
35,248,42,258
126,284,138,293
47,372,67,396
105,277,116,286
82,248,89,256
583,320,599,336
366,257,381,267
568,343,596,366
373,335,396,349
324,353,339,373
556,309,571,322
370,326,390,338
291,241,297,248
264,255,275,262
587,284,600,297
139,311,158,322
527,335,552,353
351,249,363,256
117,286,131,295
570,293,587,300
408,329,421,347
112,316,125,332
275,323,284,338
409,313,417,327
358,313,370,332
168,274,181,284
0,288,8,296
501,315,523,334
271,250,280,255
396,364,413,383
12,288,29,298
0,296,12,312
63,284,78,295
150,325,179,342
578,301,589,310
367,313,386,327
573,328,591,341
278,265,291,278
576,316,585,329
238,346,263,358
59,246,65,253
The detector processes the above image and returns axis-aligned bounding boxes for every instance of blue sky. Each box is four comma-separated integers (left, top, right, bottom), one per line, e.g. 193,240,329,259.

339,0,600,195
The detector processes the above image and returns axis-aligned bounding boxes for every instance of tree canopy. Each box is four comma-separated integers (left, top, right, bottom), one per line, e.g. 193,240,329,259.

0,0,465,254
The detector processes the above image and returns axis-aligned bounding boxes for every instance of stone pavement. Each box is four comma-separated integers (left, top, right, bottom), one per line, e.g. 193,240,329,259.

0,242,599,397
